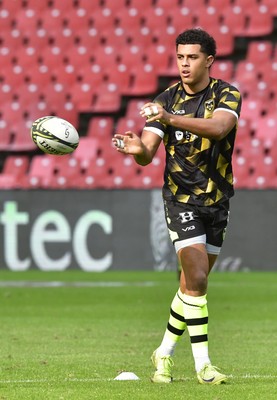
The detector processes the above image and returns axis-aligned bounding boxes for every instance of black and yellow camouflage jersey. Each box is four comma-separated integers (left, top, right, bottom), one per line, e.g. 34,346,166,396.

144,78,242,206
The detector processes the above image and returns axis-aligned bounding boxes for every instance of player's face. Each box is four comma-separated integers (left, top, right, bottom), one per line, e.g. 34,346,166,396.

176,44,213,93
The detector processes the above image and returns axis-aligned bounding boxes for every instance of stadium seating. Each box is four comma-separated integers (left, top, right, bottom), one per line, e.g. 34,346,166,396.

22,155,57,188
92,83,122,113
0,0,277,189
222,5,247,37
243,4,274,37
87,116,114,141
2,155,29,178
246,41,274,63
72,137,99,168
211,60,234,82
255,115,277,149
262,0,277,16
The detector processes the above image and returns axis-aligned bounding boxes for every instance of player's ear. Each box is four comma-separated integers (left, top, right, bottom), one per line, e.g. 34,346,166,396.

207,55,214,68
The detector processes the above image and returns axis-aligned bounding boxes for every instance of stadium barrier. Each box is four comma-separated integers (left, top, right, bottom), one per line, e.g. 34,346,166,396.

0,189,275,271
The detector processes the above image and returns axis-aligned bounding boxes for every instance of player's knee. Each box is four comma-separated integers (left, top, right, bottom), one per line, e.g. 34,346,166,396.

186,268,208,293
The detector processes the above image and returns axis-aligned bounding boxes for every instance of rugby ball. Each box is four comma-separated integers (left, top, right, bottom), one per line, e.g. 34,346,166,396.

31,116,79,155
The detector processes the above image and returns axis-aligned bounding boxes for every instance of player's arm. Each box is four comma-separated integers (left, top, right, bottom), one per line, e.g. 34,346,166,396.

112,130,162,166
141,103,237,141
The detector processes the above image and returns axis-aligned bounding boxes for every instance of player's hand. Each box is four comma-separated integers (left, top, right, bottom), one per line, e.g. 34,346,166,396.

112,132,144,155
140,102,169,123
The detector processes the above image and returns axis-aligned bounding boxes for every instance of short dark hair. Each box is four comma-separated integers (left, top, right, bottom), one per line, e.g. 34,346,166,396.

176,28,217,58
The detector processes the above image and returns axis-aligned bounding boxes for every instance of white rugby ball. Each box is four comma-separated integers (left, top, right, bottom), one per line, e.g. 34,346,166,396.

31,116,79,155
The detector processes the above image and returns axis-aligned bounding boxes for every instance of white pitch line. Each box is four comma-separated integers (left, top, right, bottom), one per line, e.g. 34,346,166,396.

0,281,156,288
0,374,276,384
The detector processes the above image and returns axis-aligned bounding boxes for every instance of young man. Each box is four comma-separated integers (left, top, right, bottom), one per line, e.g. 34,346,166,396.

112,28,241,385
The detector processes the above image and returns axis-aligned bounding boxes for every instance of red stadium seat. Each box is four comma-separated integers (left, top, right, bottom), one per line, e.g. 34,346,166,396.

13,45,40,69
0,173,20,189
87,117,114,141
0,43,14,69
234,61,259,86
107,155,142,189
52,64,78,87
238,79,272,103
208,0,233,7
105,64,132,95
92,45,119,69
233,0,258,7
262,0,277,16
1,101,26,133
232,153,252,188
74,28,103,50
128,0,154,12
0,0,22,14
21,26,50,50
0,9,13,32
64,45,93,69
2,155,29,178
117,44,144,70
144,44,172,76
0,120,12,151
49,156,82,188
68,81,96,113
64,8,91,31
114,7,142,32
128,65,158,96
260,60,277,85
48,27,76,51
234,118,253,153
14,8,40,32
23,0,50,11
246,41,274,63
211,60,234,82
72,137,99,168
77,64,105,88
207,24,234,56
243,4,274,37
23,155,57,188
0,82,15,105
241,99,263,125
179,0,206,8
116,116,145,135
155,0,183,9
222,5,246,36
90,8,116,34
141,7,169,35
26,64,53,88
77,155,116,189
194,5,221,29
167,7,195,40
0,27,23,51
125,98,151,119
39,8,64,31
245,155,277,189
1,65,28,88
102,0,128,12
40,45,66,71
92,83,122,113
255,115,277,149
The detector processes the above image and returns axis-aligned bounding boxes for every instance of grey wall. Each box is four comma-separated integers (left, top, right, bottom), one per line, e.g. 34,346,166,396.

0,189,276,271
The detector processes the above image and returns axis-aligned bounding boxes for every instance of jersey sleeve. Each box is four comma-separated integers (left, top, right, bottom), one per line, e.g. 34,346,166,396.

214,84,242,119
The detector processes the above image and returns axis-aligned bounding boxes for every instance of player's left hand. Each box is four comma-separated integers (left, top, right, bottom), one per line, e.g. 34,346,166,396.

140,102,169,123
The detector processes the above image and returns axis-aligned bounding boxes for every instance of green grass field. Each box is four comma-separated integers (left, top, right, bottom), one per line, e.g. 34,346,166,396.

0,270,276,400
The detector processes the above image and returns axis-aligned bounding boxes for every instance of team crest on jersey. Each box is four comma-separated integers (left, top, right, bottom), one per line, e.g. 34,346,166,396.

205,99,215,112
175,131,184,140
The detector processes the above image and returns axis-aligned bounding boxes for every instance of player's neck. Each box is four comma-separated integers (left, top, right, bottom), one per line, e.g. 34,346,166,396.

182,76,211,95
